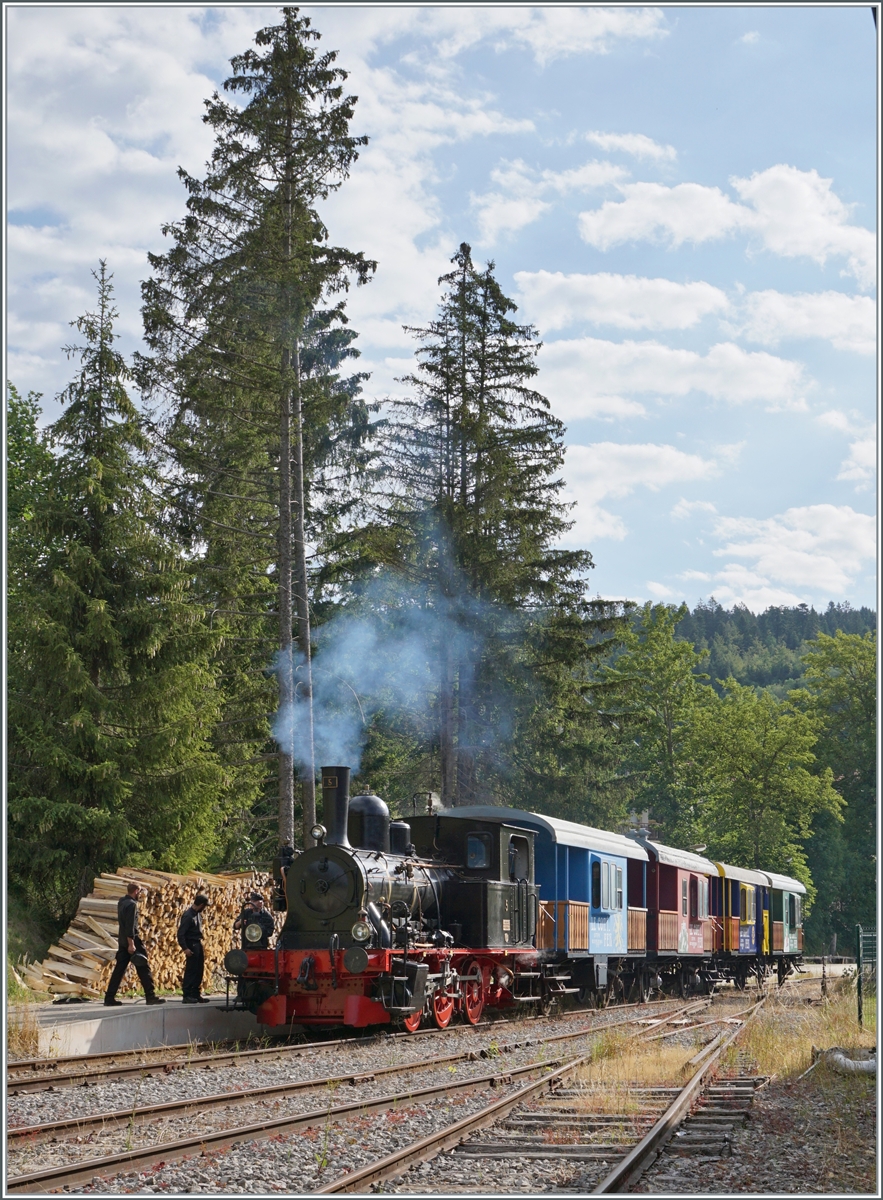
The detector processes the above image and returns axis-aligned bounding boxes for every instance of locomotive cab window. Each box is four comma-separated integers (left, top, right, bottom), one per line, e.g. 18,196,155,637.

508,835,530,882
466,833,492,870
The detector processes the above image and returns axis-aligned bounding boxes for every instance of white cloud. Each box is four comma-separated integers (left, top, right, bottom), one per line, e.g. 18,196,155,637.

732,166,876,288
578,165,876,286
817,409,860,434
837,436,877,489
671,498,718,520
538,337,807,420
472,159,627,244
814,411,876,491
579,181,743,250
514,270,728,331
431,7,668,65
584,131,677,161
706,566,808,611
711,504,876,596
561,442,721,543
646,581,677,598
739,32,760,45
679,569,713,581
734,289,877,355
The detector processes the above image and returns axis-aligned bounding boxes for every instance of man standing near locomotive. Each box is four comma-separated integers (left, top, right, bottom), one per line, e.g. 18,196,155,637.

104,881,166,1006
233,891,275,949
177,893,211,1003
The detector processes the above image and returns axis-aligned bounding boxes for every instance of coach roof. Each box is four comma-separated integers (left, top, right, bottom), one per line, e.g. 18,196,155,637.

762,871,807,894
630,837,717,875
713,862,769,886
436,806,649,861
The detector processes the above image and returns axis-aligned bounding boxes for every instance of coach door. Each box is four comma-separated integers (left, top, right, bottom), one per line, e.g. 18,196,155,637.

508,832,534,945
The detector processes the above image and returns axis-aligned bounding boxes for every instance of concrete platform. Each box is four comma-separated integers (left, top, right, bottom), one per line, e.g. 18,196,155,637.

11,995,277,1056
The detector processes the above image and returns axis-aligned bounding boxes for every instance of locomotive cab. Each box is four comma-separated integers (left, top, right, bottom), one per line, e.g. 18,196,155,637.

409,814,538,949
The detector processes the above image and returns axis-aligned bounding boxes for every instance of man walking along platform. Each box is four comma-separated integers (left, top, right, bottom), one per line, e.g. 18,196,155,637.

178,893,210,1002
104,882,166,1006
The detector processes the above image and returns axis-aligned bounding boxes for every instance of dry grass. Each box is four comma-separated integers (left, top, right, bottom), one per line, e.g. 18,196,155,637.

562,1028,698,1115
737,988,876,1080
7,1004,40,1058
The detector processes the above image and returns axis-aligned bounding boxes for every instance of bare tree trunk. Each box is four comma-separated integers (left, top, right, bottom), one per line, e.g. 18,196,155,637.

278,350,295,847
439,639,456,806
456,656,474,805
291,335,316,841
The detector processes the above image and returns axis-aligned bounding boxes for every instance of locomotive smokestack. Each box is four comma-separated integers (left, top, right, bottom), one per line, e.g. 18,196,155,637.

321,767,351,847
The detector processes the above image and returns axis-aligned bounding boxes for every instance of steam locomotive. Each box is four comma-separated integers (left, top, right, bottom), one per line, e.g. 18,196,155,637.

223,767,806,1030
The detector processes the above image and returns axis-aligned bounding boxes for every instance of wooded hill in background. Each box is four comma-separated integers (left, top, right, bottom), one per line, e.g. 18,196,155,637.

675,599,876,698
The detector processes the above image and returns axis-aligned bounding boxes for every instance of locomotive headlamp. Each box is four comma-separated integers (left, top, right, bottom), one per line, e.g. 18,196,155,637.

351,920,372,943
310,824,327,843
245,922,264,943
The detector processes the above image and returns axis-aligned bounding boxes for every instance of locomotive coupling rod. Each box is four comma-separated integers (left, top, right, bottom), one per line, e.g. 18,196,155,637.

315,1053,594,1194
592,996,767,1194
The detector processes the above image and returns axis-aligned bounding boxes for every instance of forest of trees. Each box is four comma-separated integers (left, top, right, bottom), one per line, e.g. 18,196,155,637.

6,8,876,957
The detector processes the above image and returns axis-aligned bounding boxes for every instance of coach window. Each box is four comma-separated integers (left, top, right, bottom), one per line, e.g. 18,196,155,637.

615,865,623,910
689,877,698,920
787,894,796,926
466,833,492,870
591,860,601,908
681,878,688,916
509,835,530,882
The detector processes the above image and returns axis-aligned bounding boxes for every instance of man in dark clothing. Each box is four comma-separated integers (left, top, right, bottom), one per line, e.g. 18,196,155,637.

233,892,275,950
178,893,210,1002
104,882,166,1006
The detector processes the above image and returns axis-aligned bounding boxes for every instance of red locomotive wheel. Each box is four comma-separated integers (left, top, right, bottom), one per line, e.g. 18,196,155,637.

432,988,455,1029
401,1009,422,1032
460,960,485,1025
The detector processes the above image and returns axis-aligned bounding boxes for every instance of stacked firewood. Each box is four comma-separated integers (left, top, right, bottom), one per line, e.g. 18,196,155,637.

22,867,281,999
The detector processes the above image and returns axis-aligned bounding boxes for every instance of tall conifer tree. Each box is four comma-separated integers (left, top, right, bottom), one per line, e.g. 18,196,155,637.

7,265,225,918
140,7,374,848
381,244,622,808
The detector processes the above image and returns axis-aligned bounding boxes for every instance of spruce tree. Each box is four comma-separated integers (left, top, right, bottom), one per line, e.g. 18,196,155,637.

7,265,225,919
140,6,374,849
380,244,621,809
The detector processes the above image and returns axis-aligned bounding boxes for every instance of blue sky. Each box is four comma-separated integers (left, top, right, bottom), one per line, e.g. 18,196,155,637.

6,5,878,612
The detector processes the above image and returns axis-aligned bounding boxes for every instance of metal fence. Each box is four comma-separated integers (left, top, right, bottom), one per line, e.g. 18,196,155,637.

855,925,876,1027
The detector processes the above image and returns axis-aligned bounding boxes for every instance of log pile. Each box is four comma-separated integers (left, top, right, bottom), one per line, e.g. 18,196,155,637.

23,867,282,999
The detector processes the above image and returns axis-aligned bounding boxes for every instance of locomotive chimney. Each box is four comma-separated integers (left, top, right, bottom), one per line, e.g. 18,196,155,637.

321,766,352,848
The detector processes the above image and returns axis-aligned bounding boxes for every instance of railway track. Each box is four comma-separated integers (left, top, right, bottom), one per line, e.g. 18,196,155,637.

7,999,714,1194
5,994,696,1094
313,998,767,1194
